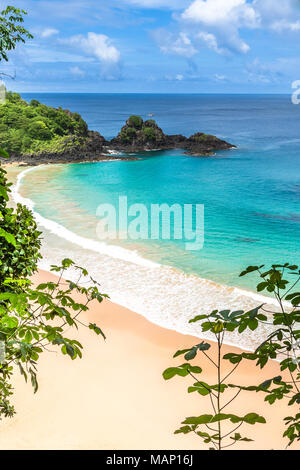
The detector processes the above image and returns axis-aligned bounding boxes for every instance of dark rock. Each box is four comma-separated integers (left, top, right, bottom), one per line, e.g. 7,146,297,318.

108,116,235,155
183,132,235,156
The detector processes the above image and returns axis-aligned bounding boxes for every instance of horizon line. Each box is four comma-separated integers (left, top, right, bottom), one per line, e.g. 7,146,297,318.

18,91,292,96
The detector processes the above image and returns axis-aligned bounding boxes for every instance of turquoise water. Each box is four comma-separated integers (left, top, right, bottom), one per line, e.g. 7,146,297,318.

20,94,300,291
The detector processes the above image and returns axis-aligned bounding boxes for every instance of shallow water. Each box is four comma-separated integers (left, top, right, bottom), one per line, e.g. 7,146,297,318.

15,93,300,349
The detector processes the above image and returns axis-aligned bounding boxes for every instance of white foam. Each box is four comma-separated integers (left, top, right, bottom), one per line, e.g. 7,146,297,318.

105,149,123,156
12,166,160,269
12,164,286,351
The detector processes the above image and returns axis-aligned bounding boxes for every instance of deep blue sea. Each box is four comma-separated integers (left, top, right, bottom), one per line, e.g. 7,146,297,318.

15,94,300,347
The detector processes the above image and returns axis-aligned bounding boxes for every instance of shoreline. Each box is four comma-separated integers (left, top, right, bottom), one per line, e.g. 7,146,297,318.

1,153,139,168
0,268,296,450
6,163,286,354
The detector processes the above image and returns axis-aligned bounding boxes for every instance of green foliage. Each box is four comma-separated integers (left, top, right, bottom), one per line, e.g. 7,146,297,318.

163,308,267,450
127,115,143,129
0,259,109,419
120,126,137,143
142,126,156,141
0,6,33,62
164,262,300,449
0,165,41,287
0,92,89,155
125,127,137,139
235,263,300,447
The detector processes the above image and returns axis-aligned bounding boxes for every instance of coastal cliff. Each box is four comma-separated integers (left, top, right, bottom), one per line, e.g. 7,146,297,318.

0,94,235,165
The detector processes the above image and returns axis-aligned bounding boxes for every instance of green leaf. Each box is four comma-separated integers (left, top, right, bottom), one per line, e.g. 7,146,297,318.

89,323,106,341
163,363,202,380
243,413,266,425
189,314,207,324
183,415,214,425
0,228,16,246
174,426,192,435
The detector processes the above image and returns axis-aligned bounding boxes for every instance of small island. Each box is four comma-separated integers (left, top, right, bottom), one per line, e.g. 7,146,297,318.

0,93,235,165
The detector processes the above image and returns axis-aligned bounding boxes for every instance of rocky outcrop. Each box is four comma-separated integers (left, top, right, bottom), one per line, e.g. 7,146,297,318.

183,132,234,156
1,111,235,166
108,116,235,155
109,117,170,151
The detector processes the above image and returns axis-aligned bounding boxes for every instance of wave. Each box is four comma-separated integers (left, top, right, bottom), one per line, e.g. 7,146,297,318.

12,165,283,351
12,166,160,269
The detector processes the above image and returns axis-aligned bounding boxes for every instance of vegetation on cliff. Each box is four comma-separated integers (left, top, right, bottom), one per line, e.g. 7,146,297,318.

115,116,165,147
0,92,91,156
111,115,234,154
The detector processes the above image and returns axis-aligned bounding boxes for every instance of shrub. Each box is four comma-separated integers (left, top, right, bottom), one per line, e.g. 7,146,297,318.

143,127,156,141
128,115,143,129
126,127,137,139
27,121,52,141
164,263,300,449
30,99,40,107
0,164,41,287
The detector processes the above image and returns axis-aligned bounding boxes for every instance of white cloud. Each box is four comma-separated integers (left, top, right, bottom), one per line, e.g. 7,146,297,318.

153,30,197,58
62,33,120,63
176,0,300,57
181,0,259,54
197,32,226,54
271,20,300,32
41,28,59,38
182,0,258,28
69,66,86,77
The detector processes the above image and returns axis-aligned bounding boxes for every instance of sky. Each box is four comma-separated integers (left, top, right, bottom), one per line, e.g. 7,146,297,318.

2,0,300,93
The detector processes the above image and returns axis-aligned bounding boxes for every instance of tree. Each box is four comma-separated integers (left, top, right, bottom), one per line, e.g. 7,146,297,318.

128,115,143,129
163,307,266,450
0,6,33,62
0,159,41,287
232,264,300,447
164,263,300,449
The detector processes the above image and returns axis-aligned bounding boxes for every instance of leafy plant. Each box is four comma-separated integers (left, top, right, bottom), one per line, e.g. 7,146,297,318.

0,6,33,62
163,307,267,450
143,126,156,141
230,263,300,447
0,161,41,286
0,258,108,419
127,115,143,129
164,263,300,449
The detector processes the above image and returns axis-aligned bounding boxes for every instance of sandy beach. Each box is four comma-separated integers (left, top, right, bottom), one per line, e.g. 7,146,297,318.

0,268,297,450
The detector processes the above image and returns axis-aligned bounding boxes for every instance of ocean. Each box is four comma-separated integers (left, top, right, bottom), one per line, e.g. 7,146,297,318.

14,93,300,350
